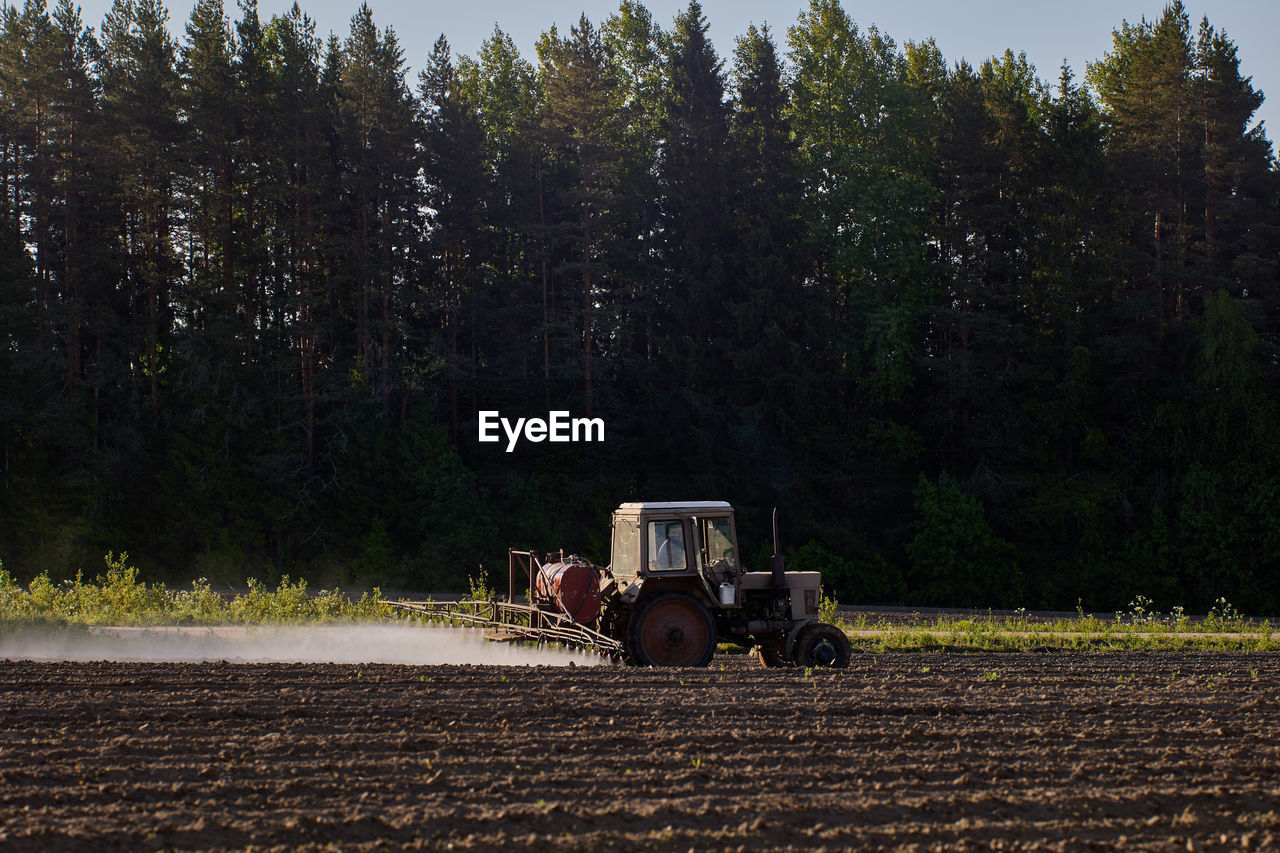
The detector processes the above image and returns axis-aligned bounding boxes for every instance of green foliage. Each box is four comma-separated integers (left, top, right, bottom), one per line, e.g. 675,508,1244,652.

791,541,905,606
1205,597,1245,630
360,519,395,579
0,554,392,625
907,473,1019,607
466,572,495,602
171,578,229,624
817,592,841,626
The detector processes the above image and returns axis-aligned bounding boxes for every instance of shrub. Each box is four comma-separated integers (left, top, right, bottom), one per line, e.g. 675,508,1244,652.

906,473,1020,608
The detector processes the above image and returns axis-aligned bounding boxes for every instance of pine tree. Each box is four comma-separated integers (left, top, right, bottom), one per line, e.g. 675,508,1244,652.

537,14,621,417
262,3,331,473
1088,1,1198,323
1032,65,1119,343
1192,19,1277,308
456,28,546,415
1087,3,1280,609
419,35,486,438
0,1,68,370
38,0,103,397
335,3,419,414
98,0,183,418
0,203,41,563
926,60,1003,473
179,0,236,343
234,0,272,362
599,0,665,380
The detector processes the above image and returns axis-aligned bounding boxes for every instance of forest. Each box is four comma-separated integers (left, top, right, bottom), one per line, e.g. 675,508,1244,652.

1,0,1277,612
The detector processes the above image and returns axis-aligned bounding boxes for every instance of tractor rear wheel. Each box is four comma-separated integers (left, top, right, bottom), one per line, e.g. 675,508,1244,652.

792,623,851,668
627,592,716,667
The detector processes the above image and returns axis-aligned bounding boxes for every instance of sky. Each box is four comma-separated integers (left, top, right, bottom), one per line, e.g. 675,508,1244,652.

68,0,1278,148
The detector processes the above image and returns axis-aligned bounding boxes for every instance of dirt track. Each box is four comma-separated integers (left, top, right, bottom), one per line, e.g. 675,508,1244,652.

2,651,1278,851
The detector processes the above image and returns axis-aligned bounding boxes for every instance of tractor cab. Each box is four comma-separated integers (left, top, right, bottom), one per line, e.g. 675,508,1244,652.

608,501,742,602
606,500,822,618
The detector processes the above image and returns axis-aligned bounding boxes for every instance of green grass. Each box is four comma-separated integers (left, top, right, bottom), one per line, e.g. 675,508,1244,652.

0,553,392,626
832,607,1278,653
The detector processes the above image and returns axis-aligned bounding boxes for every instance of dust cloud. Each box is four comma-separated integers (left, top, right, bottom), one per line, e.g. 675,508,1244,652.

0,623,599,666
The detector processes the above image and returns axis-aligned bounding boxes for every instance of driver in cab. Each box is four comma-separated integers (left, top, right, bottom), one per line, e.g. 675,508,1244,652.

656,524,685,570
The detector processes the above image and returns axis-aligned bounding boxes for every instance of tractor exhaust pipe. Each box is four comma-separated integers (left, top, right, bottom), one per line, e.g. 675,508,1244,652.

771,507,786,588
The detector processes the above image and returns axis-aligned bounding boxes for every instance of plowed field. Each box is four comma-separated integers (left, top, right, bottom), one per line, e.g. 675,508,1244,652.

2,651,1278,851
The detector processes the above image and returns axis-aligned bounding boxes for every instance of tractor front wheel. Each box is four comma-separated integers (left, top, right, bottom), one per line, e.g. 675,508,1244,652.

792,623,851,668
627,592,716,667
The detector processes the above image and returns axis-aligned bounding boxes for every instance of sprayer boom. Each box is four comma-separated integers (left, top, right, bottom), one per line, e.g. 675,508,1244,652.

386,598,623,658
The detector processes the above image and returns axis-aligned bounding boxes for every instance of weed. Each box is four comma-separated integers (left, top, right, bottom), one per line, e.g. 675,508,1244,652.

1127,595,1156,626
818,593,841,625
467,572,495,602
1206,597,1244,630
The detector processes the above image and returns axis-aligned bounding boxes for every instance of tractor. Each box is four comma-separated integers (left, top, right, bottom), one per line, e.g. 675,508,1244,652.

390,500,851,669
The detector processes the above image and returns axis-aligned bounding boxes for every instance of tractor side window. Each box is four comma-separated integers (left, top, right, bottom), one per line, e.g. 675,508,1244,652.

612,521,639,576
702,517,736,568
648,521,687,572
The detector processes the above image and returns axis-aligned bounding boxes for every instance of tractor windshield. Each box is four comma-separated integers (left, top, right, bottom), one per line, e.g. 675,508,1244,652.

701,517,736,569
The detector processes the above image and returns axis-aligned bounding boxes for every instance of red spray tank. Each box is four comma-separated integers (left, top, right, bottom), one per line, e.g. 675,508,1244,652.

535,557,602,624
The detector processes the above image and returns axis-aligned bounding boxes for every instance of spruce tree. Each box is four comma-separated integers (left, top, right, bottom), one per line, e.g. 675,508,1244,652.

658,1,730,349
727,23,809,496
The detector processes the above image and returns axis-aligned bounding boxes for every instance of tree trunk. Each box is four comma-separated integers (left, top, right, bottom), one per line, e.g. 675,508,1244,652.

581,200,593,418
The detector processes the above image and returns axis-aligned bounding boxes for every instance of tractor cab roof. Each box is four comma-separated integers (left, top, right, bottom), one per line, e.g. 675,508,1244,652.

615,501,732,514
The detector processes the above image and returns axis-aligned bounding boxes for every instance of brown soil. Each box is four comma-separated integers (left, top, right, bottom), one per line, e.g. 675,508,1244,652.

2,651,1278,851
